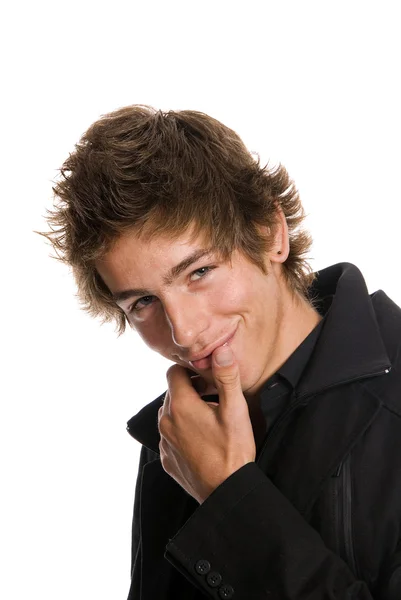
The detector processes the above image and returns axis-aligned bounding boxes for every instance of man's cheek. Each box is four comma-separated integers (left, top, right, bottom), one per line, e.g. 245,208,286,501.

137,320,171,353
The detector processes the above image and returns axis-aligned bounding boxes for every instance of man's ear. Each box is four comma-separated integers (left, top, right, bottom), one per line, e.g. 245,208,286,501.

268,207,290,264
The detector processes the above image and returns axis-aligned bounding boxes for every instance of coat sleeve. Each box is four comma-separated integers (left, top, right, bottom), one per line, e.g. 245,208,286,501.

164,462,399,599
129,446,159,578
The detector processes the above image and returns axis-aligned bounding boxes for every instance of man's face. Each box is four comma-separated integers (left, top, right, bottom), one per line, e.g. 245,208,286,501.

96,229,286,397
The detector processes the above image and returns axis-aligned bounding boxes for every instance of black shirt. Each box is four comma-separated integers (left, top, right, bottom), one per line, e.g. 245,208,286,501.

258,317,325,439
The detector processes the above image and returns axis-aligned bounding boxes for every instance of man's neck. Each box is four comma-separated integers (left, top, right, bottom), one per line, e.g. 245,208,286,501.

246,287,322,405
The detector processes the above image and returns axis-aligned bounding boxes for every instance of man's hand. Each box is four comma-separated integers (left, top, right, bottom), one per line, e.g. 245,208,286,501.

158,345,256,504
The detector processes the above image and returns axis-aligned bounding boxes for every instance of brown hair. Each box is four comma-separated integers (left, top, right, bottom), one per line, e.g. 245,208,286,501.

41,104,314,334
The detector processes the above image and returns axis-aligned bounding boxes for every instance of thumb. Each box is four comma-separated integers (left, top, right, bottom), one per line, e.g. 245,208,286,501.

212,344,243,405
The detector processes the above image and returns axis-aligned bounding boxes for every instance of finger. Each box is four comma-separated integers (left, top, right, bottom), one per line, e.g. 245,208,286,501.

159,435,172,472
158,403,173,440
162,390,170,414
211,344,244,410
159,434,169,457
205,401,219,409
166,364,192,387
166,364,203,412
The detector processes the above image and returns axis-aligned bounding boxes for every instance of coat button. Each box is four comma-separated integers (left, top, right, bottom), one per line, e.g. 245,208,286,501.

194,559,211,575
206,571,222,587
218,584,235,598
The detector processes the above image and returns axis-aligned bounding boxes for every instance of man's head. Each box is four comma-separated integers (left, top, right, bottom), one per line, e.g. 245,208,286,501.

95,213,319,396
44,104,313,341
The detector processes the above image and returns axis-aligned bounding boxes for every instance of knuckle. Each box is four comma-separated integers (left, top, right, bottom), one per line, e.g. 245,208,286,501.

158,413,171,436
160,452,170,472
217,372,239,390
168,400,181,419
166,364,179,383
159,436,167,453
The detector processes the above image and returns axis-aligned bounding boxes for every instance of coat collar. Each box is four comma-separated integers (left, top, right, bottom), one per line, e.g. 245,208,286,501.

127,262,391,454
296,262,390,398
127,392,165,453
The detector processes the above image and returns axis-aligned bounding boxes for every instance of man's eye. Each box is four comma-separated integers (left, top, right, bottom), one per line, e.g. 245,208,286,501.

190,266,215,281
130,295,156,312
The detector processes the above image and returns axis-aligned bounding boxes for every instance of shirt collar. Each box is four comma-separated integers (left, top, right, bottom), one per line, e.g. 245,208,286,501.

275,317,325,390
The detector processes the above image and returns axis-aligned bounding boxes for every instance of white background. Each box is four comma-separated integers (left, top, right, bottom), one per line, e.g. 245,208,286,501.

1,1,400,599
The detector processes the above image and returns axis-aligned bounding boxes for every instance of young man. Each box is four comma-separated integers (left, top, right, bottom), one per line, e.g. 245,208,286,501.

44,105,401,599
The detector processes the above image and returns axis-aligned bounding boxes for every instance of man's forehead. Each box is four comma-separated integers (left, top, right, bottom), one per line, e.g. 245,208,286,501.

102,225,215,263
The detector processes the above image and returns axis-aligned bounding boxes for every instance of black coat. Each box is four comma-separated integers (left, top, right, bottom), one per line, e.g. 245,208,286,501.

126,263,401,599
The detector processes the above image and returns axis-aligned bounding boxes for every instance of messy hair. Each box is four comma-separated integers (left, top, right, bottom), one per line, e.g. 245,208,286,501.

41,105,314,334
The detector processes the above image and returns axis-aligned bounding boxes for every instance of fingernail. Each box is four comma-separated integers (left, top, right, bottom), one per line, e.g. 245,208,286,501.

214,345,233,367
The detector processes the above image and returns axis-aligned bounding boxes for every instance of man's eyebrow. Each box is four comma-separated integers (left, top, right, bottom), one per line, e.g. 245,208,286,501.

163,248,213,286
112,288,152,303
112,248,213,304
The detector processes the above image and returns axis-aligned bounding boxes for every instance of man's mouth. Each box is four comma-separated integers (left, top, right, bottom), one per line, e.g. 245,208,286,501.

188,329,237,370
189,354,213,370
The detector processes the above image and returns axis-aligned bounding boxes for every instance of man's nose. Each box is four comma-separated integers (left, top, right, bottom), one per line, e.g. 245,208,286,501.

163,295,208,349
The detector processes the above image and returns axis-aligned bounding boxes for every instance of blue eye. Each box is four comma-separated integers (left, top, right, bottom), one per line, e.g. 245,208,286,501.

130,295,156,312
190,266,214,281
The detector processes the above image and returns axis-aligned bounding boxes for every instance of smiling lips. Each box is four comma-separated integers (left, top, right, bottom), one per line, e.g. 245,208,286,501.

189,354,214,370
188,329,237,370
